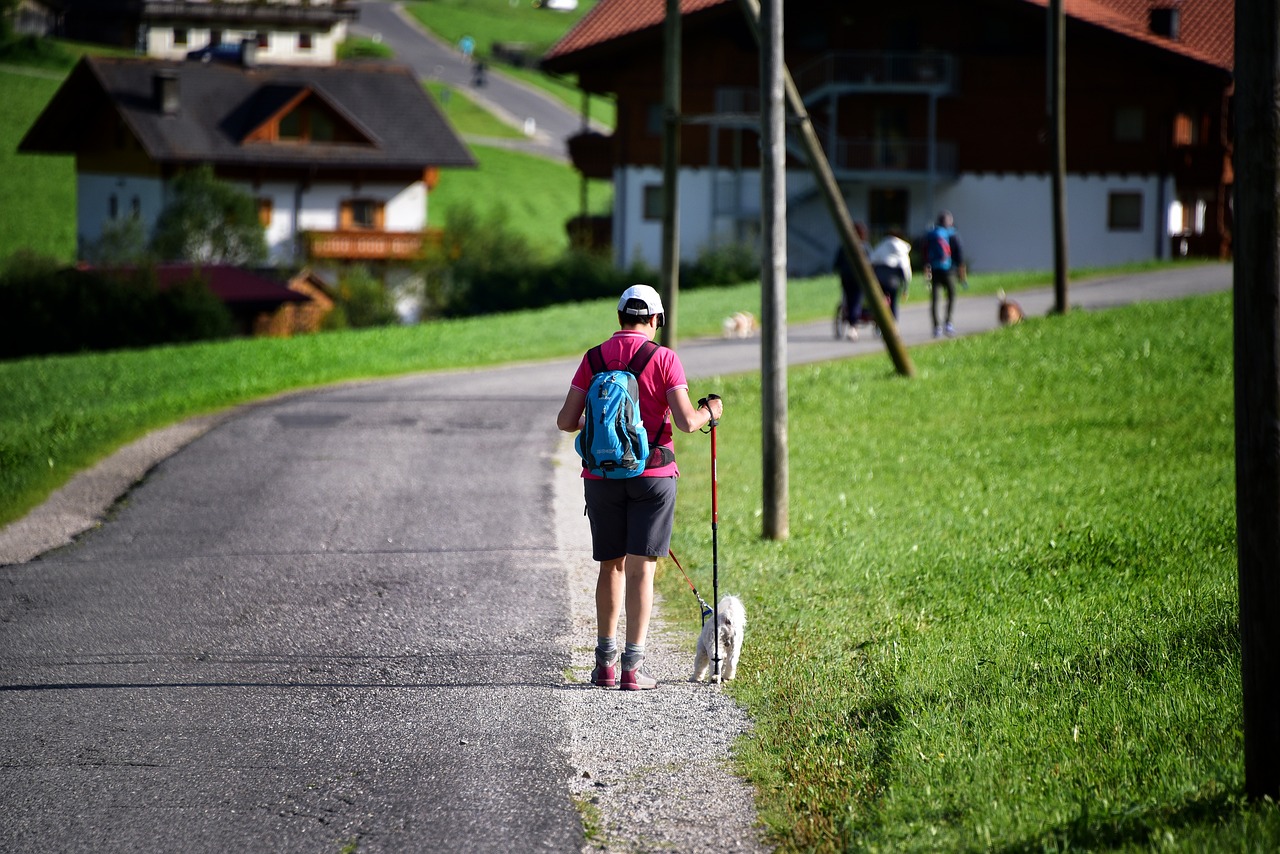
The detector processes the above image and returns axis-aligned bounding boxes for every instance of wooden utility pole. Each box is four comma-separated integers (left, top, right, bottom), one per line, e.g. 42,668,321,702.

1234,0,1280,801
1049,0,1069,312
760,0,788,540
660,0,681,346
735,0,915,378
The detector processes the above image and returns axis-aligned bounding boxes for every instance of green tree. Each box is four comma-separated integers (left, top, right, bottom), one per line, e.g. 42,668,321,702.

150,165,268,265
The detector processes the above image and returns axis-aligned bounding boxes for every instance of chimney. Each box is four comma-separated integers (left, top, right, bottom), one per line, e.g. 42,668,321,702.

154,70,179,115
240,37,257,68
1150,7,1181,40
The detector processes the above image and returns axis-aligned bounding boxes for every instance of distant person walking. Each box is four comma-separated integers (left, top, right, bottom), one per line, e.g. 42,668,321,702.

923,210,966,337
556,285,724,691
458,34,475,60
833,222,871,341
868,230,913,320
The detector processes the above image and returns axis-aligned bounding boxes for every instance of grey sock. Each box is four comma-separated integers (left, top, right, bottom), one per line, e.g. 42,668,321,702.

596,637,617,664
621,642,644,670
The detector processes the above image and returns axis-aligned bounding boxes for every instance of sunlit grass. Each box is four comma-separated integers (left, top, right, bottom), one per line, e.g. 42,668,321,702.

664,291,1277,851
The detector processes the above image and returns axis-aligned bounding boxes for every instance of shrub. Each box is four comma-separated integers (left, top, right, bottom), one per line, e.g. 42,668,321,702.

332,267,398,328
680,241,760,289
0,259,234,359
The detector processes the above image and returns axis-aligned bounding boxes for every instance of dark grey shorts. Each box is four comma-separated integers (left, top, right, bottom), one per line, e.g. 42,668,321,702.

583,476,678,561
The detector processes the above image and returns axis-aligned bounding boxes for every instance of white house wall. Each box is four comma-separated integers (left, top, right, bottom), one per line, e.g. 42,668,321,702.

144,25,344,64
615,165,1174,278
76,172,425,265
77,172,166,258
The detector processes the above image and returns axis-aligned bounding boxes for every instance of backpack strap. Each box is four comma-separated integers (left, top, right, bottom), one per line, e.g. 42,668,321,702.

626,341,673,462
586,345,606,376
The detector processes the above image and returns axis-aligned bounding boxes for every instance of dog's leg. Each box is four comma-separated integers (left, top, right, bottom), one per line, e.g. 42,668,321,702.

692,644,709,682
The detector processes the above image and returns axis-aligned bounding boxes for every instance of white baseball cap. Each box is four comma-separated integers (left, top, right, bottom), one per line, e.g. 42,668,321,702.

618,284,664,318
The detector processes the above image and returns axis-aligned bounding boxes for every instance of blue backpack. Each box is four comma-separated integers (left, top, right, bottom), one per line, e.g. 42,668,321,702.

576,341,666,479
926,226,954,271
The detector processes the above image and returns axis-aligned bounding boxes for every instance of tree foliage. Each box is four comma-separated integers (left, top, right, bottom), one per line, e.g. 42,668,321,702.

149,165,268,265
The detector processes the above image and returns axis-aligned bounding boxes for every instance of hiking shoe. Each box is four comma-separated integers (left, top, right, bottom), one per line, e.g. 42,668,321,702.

591,651,619,688
933,326,943,339
619,661,658,691
945,322,956,336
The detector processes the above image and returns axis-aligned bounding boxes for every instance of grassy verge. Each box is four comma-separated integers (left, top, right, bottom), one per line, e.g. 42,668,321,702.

664,290,1277,850
423,79,523,139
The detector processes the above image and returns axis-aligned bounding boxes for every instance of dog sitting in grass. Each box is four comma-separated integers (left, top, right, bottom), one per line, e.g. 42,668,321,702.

693,595,746,682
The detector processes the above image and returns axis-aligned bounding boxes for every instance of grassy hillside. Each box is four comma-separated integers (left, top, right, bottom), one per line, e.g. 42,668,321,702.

427,141,611,253
0,65,77,262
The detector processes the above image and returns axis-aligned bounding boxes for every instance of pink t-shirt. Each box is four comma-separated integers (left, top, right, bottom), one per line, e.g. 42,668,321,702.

571,331,688,479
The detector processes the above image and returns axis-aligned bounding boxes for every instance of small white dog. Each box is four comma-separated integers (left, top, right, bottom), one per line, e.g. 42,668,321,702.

693,595,746,682
721,311,758,339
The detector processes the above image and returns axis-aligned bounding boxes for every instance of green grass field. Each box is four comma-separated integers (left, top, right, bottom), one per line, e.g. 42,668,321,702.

0,65,77,262
426,141,612,252
664,290,1277,851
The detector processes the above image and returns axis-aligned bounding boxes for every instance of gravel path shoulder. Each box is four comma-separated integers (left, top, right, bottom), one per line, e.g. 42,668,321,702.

552,439,773,853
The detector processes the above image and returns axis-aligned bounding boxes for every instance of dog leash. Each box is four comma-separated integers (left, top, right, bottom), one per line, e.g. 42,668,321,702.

667,549,714,625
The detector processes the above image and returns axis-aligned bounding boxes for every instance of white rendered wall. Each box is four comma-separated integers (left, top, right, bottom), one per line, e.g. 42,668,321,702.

615,166,1173,278
145,26,340,63
76,173,425,265
76,173,166,259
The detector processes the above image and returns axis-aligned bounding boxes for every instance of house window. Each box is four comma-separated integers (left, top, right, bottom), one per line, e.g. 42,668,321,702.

173,28,188,47
210,29,223,47
1114,107,1144,142
299,32,314,51
310,110,335,143
643,184,664,221
341,198,384,230
646,104,663,137
257,197,273,228
1173,112,1199,146
131,196,141,219
108,194,119,220
279,110,303,139
1107,191,1143,231
256,32,269,49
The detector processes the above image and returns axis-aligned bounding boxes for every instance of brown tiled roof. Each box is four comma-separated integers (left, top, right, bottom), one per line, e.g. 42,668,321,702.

544,0,729,63
544,0,1233,72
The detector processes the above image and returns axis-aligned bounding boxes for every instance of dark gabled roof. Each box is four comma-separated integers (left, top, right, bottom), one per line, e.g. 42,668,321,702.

20,56,476,172
543,0,1233,74
151,264,312,306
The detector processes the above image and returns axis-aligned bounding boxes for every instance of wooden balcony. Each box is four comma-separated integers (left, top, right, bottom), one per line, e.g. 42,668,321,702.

304,229,439,261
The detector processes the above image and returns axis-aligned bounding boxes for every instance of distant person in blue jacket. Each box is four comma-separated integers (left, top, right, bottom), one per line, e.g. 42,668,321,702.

922,210,966,338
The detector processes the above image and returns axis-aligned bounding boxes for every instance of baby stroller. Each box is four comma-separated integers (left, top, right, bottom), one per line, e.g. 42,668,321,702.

833,295,883,340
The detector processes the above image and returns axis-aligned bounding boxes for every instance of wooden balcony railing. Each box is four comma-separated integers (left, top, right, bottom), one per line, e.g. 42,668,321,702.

304,229,440,261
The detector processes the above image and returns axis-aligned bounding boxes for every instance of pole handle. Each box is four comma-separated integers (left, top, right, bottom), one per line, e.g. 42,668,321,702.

698,393,721,428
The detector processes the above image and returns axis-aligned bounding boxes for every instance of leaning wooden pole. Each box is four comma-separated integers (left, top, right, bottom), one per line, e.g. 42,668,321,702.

660,0,681,347
760,0,788,541
735,0,915,379
1234,0,1280,801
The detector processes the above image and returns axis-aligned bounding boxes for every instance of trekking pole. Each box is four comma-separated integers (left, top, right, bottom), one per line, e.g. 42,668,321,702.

699,394,722,681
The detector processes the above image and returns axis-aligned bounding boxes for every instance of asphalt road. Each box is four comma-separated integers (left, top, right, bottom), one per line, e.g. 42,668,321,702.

0,264,1232,852
353,0,586,162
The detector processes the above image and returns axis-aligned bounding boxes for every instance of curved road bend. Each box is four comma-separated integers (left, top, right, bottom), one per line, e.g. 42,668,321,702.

353,0,586,162
0,264,1231,851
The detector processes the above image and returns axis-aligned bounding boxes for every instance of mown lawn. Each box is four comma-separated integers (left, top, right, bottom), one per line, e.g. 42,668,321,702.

665,290,1278,851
